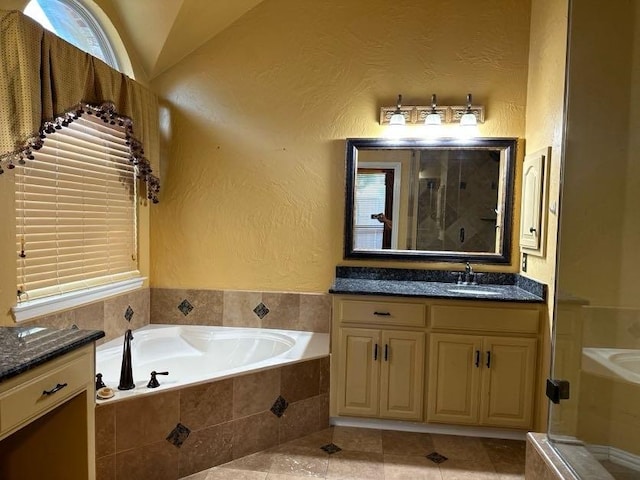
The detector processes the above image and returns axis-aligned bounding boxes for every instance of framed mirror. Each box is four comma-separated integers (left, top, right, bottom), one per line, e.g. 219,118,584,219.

344,137,517,263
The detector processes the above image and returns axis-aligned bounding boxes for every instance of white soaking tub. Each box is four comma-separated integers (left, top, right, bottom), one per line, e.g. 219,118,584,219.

582,347,640,384
95,324,329,402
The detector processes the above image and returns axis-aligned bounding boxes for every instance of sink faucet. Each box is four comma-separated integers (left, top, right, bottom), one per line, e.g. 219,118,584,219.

463,262,476,285
118,329,135,390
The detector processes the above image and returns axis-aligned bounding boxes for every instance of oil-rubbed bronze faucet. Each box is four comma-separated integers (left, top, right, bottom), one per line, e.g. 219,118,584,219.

118,329,135,390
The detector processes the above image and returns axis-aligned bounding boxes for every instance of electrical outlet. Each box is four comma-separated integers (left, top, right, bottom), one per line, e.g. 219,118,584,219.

521,253,528,272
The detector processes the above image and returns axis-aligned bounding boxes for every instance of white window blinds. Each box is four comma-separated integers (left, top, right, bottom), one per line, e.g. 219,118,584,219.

15,114,139,301
353,171,386,249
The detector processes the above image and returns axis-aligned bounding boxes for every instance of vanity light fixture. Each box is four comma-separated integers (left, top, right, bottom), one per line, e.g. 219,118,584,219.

456,93,480,137
459,94,477,127
380,94,485,127
424,94,442,126
388,94,406,126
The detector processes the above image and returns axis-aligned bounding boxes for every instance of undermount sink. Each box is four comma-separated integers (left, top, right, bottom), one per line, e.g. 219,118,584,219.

446,286,501,296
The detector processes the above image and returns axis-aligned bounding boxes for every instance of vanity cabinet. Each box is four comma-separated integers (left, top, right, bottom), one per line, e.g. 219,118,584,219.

0,344,96,480
334,298,426,421
337,327,425,420
331,295,542,431
427,304,539,429
427,333,537,429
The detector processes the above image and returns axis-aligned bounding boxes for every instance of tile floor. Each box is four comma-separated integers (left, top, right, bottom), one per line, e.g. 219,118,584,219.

180,426,526,479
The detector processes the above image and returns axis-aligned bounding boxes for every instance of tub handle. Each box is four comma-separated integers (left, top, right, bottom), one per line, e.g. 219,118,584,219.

148,371,170,389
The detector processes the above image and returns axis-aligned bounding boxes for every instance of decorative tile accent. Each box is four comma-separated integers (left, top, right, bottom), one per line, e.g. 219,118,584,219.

253,302,270,319
178,299,194,316
426,451,448,464
124,305,134,322
166,423,191,448
628,321,640,339
270,395,289,417
321,443,342,454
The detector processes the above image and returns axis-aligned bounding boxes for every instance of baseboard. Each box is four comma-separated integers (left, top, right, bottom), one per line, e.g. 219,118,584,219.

588,444,640,472
329,416,527,440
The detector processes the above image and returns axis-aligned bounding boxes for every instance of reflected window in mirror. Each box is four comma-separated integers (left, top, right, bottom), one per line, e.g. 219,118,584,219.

344,138,517,264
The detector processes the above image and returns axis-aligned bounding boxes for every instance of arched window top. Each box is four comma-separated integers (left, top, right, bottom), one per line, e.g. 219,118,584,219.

24,0,133,78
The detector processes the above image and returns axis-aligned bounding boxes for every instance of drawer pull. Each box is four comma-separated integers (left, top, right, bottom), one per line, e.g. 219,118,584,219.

486,351,492,369
373,311,391,316
384,344,389,362
43,383,68,396
474,350,480,368
374,343,378,361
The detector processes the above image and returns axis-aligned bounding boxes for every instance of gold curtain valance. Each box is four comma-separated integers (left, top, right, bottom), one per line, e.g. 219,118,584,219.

0,9,160,201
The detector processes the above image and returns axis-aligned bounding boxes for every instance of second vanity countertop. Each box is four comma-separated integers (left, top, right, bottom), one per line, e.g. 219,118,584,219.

329,267,546,303
0,326,105,383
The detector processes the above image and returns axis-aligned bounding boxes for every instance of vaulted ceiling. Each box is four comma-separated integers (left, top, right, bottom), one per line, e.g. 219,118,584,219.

107,0,265,79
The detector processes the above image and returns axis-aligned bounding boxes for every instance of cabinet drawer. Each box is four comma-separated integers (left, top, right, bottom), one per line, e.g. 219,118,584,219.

338,299,426,327
0,351,92,435
431,305,539,334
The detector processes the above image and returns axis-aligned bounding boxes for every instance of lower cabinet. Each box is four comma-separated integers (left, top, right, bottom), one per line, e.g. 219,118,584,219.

427,333,537,429
337,327,425,421
331,295,542,432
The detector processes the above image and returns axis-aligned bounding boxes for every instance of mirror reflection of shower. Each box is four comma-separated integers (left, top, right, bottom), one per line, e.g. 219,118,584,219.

413,150,500,252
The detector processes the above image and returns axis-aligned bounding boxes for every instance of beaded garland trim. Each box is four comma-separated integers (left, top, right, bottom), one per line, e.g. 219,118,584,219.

0,101,160,203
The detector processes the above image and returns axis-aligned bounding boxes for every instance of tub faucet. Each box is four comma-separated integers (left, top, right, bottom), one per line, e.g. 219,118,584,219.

118,329,135,390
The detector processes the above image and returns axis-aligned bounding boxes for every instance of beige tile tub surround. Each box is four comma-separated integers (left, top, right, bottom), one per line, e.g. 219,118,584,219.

150,288,331,333
95,356,330,480
22,287,151,344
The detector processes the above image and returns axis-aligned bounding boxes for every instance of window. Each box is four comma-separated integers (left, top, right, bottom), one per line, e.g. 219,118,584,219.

14,113,140,319
353,169,395,249
24,0,133,77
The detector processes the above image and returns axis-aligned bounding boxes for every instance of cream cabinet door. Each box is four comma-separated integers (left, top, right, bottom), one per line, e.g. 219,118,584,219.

427,333,482,425
479,336,537,429
379,330,425,421
520,147,549,255
337,328,381,417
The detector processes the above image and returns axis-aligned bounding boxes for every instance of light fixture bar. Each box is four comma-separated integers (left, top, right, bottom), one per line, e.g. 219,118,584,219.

380,95,485,125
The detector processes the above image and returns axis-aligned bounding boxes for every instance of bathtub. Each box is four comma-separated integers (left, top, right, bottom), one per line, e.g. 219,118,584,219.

582,347,640,384
96,324,330,402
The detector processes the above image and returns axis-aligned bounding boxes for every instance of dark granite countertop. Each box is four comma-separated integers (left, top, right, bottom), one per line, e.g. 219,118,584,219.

329,267,546,303
0,326,104,383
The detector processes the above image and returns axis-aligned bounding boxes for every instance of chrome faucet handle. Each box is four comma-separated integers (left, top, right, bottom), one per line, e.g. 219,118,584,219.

465,262,473,274
147,371,169,389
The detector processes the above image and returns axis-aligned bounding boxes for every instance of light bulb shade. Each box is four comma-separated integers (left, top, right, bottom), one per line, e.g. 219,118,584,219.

424,113,442,126
459,112,477,126
389,112,406,126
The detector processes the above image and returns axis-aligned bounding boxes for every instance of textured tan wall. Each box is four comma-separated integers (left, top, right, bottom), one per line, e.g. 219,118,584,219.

150,0,531,292
522,0,569,432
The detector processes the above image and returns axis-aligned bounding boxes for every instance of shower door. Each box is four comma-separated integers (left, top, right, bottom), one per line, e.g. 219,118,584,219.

548,0,640,477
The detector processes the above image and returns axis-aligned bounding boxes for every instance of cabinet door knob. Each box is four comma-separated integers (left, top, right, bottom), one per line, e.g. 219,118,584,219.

529,227,536,234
